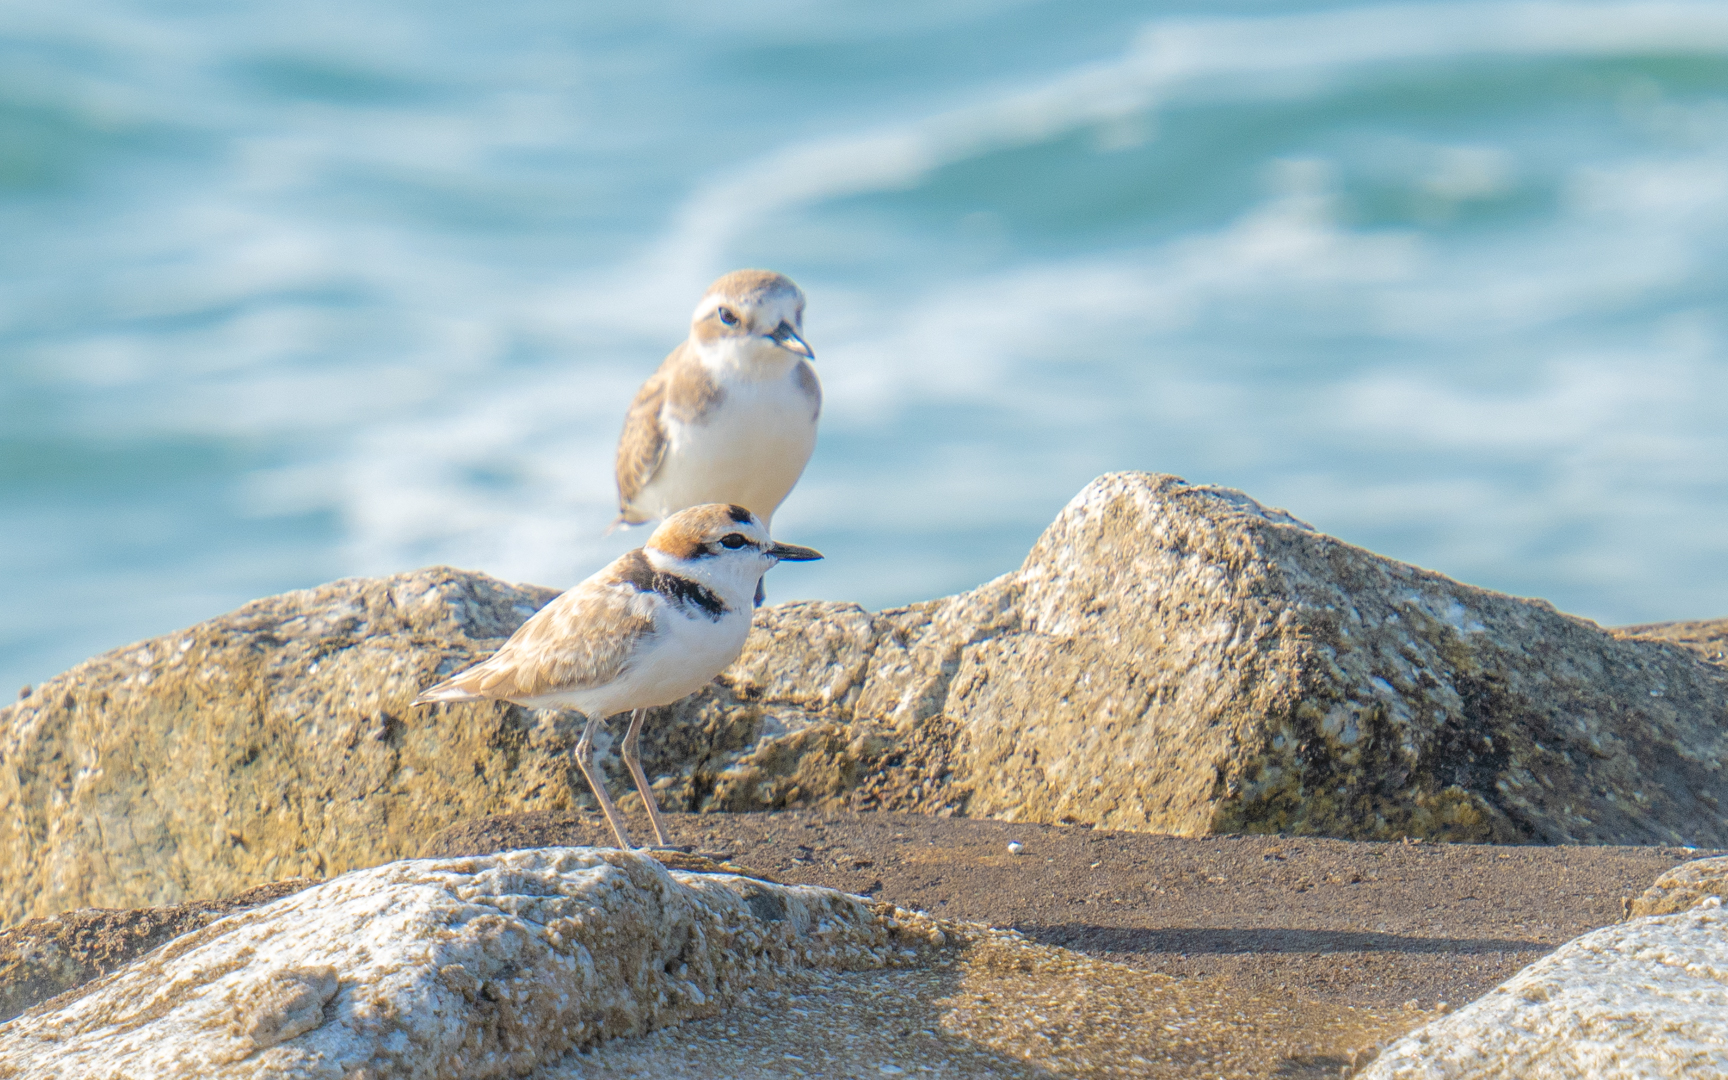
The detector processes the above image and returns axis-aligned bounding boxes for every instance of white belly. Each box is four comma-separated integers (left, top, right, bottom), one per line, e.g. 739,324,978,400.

639,373,819,526
531,605,752,718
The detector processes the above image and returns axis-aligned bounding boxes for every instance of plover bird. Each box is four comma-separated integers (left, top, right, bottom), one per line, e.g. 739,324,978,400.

614,270,820,538
411,503,821,850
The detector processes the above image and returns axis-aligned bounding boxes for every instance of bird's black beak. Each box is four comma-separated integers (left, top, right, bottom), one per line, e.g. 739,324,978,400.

767,542,823,562
766,321,814,359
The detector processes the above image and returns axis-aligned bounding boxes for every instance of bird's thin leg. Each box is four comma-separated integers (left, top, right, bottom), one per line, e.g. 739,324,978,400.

572,712,635,850
621,707,673,849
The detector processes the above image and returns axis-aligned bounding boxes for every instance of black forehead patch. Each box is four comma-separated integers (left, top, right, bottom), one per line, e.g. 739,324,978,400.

725,504,754,524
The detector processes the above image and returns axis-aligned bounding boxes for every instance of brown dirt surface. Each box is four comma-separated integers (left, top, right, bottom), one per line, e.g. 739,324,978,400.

0,878,316,1023
426,808,1712,1078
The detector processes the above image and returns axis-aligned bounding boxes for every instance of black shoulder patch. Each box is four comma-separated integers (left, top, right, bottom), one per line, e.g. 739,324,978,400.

725,504,754,524
619,550,728,621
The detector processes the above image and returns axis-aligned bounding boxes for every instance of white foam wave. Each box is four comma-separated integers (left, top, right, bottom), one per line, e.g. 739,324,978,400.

6,0,1728,695
649,1,1728,283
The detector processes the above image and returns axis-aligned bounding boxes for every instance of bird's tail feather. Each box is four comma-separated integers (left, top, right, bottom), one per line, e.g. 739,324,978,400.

410,679,484,707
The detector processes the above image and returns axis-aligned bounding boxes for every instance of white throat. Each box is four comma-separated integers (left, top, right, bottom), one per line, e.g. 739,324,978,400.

643,546,762,610
695,334,801,381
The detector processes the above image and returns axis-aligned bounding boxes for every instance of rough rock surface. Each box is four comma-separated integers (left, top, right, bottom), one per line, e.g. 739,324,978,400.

6,471,1727,922
1359,902,1728,1078
0,848,951,1079
1630,855,1728,918
666,473,1728,848
1615,617,1728,666
0,569,567,924
0,880,314,1024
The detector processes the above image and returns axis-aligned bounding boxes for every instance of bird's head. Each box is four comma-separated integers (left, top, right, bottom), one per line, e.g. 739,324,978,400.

644,503,822,602
689,270,813,368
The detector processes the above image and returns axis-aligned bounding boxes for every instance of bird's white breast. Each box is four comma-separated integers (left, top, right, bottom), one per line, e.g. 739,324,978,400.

641,367,818,526
529,598,751,718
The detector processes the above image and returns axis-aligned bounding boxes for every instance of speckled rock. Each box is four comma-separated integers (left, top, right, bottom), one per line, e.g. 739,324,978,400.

0,569,571,925
1630,855,1728,918
1359,902,1728,1078
0,848,950,1080
0,880,315,1024
658,472,1728,849
5,472,1727,924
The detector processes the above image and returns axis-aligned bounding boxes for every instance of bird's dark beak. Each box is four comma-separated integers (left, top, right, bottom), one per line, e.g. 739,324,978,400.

766,321,814,359
767,542,823,562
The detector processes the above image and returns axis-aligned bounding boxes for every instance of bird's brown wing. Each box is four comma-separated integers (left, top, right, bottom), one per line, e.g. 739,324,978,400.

661,343,725,423
413,564,656,705
615,342,726,525
615,364,671,525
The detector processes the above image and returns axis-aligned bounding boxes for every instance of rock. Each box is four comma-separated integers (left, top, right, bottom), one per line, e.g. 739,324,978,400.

1616,617,1728,666
1358,903,1728,1078
0,848,953,1079
671,472,1728,848
1629,855,1728,917
6,472,1728,923
0,569,566,924
0,880,315,1024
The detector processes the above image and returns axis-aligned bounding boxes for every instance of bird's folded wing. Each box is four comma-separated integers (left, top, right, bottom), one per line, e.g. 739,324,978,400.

420,577,656,703
616,343,731,524
794,358,822,420
615,366,671,522
660,342,725,423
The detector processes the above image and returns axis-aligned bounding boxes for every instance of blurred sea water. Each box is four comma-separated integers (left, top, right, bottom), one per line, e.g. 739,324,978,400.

3,0,1727,693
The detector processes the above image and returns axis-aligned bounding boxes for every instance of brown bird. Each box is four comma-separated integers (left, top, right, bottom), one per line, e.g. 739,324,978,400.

413,504,821,849
614,270,820,537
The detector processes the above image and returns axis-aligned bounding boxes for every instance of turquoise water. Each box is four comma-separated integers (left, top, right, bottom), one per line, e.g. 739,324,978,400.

4,1,1728,693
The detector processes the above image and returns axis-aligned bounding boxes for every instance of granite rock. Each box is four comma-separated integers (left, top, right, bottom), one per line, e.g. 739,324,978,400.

1359,902,1728,1078
0,848,952,1080
1629,855,1728,918
658,472,1728,849
0,570,571,924
0,880,315,1025
5,472,1727,923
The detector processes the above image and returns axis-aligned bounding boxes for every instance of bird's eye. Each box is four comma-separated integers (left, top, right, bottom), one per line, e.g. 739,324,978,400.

719,533,749,549
717,307,740,327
